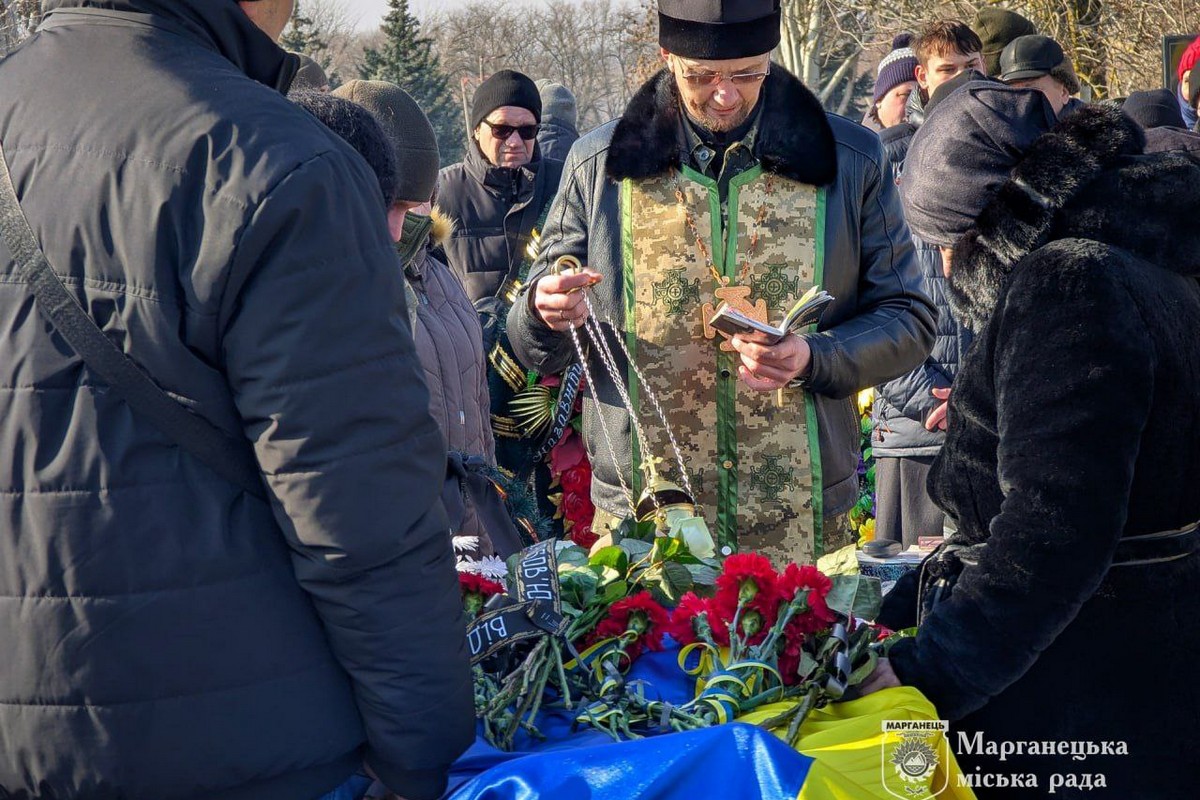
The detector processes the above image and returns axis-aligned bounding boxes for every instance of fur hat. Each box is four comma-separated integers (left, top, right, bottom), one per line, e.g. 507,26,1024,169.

333,80,440,204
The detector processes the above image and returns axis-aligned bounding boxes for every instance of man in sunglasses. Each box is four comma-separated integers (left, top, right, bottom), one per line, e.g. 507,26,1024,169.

437,69,568,493
506,0,935,566
436,69,566,305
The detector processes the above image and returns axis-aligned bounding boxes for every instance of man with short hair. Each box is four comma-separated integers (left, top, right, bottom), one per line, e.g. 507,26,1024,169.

884,20,985,176
999,34,1081,116
0,1,473,798
912,20,985,113
507,0,935,565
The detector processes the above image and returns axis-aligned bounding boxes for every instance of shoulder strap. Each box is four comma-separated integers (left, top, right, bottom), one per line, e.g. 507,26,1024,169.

493,193,555,303
0,140,267,499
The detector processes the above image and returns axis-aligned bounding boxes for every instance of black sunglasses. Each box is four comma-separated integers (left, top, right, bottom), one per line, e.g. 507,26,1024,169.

481,120,540,141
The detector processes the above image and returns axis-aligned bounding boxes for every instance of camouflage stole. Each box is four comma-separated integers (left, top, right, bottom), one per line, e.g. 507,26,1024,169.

620,165,826,566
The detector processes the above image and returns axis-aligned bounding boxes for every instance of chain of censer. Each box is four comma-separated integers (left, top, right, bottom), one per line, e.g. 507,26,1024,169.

561,314,639,514
578,293,695,503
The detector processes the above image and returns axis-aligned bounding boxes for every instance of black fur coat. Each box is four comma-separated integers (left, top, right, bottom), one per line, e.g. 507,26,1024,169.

880,106,1200,797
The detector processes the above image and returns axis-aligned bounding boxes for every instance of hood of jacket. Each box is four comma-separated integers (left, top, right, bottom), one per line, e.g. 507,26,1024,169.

42,0,298,92
407,208,455,283
606,64,838,186
949,104,1200,331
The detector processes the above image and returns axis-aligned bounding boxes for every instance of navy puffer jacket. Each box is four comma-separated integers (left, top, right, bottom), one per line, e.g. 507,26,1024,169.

872,236,973,457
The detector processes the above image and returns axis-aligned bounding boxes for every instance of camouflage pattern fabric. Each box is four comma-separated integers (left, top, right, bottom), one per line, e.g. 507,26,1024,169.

623,167,824,566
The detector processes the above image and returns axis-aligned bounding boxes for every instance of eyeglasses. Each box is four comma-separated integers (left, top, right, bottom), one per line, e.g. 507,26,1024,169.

480,120,540,141
678,62,771,88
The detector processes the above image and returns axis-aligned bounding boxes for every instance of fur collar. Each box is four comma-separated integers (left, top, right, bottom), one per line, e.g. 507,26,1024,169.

948,105,1152,331
606,65,838,186
430,207,454,247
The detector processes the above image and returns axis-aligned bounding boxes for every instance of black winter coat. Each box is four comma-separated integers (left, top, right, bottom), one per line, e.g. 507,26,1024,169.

0,2,473,798
436,143,565,302
872,237,973,457
880,106,1200,797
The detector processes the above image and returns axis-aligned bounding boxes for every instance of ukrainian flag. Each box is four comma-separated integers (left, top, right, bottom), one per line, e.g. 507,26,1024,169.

448,651,977,800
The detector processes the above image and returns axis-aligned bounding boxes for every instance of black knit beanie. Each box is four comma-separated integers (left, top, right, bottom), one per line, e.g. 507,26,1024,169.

470,70,541,131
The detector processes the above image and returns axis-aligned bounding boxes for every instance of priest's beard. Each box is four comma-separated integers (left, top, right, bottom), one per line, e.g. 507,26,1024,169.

682,93,754,134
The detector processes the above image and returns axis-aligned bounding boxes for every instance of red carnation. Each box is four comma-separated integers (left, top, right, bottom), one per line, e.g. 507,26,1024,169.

666,592,711,645
715,553,779,604
459,572,506,598
584,591,669,665
778,563,836,636
459,572,506,618
710,584,779,647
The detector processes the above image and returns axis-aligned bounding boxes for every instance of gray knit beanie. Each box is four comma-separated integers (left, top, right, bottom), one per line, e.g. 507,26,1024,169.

333,79,440,204
535,80,578,131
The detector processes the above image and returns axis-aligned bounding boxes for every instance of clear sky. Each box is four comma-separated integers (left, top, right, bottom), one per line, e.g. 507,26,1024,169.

343,0,477,31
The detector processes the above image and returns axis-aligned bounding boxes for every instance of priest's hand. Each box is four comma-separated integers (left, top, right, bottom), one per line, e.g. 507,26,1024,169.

532,269,603,332
730,332,811,392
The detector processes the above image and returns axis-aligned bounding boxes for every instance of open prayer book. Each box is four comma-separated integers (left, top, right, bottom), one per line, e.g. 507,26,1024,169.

708,285,835,344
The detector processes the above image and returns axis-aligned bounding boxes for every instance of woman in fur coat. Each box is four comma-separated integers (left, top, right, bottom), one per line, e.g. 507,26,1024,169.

865,82,1200,797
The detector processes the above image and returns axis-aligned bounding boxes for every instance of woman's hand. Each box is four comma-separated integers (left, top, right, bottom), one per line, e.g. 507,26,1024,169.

858,657,902,696
925,387,952,431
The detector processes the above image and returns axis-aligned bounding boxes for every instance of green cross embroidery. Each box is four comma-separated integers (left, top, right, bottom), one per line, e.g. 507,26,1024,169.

749,455,798,503
750,263,799,312
652,268,702,316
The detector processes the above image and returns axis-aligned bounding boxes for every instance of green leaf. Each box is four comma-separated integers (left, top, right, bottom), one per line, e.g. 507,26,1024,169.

652,536,683,562
635,520,658,541
588,546,629,574
555,546,590,570
590,565,622,585
685,563,719,588
849,649,879,686
558,566,600,609
612,517,638,542
797,651,820,681
596,580,629,605
618,538,653,563
660,561,693,603
825,574,883,620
